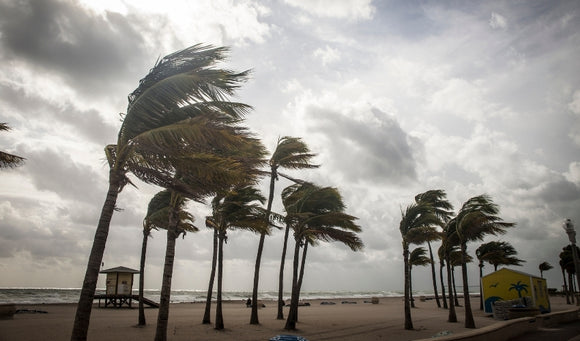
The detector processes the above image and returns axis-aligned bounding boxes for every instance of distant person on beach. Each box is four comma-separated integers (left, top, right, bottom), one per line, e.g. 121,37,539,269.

246,298,251,307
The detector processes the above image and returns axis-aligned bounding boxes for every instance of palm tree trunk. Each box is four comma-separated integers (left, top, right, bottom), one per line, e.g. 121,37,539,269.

403,241,413,330
440,260,448,309
277,223,291,319
250,233,265,325
460,242,476,328
410,263,415,308
252,168,276,324
562,267,570,304
215,231,226,330
452,267,459,306
71,171,121,341
446,256,457,322
478,263,484,311
138,229,149,326
427,241,441,308
295,242,309,323
284,239,301,330
154,207,179,341
202,228,218,324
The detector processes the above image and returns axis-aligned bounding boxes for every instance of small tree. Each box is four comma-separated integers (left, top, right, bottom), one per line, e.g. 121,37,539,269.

539,261,553,279
409,247,431,308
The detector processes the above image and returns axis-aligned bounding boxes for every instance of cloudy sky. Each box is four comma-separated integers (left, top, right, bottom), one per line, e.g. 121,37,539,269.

1,0,579,294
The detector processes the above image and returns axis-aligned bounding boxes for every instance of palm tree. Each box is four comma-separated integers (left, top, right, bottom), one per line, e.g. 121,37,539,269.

560,256,571,304
209,185,268,330
283,183,363,330
539,261,553,279
476,241,524,310
152,190,198,341
72,44,255,340
414,190,453,309
399,201,440,330
0,123,25,168
202,220,219,324
453,195,515,329
409,247,431,308
560,245,580,304
249,136,317,323
437,244,448,309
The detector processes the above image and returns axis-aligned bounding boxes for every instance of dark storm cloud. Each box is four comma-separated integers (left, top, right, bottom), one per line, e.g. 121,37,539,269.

0,0,150,95
307,107,419,184
21,148,106,204
1,84,118,145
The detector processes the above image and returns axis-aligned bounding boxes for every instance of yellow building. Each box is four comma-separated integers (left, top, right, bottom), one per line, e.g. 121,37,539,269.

481,268,550,314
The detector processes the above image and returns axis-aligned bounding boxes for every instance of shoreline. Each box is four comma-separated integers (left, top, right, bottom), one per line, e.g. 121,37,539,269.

0,295,572,340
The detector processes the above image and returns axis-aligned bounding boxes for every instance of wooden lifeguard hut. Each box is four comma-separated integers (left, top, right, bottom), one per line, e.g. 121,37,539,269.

98,266,139,308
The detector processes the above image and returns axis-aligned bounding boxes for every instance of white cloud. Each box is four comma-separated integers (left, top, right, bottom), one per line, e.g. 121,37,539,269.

489,12,508,30
284,0,375,20
313,45,341,66
569,89,580,115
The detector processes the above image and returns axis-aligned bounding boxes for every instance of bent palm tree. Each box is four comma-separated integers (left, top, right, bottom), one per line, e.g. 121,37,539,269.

453,195,515,329
72,44,254,340
250,136,317,323
409,247,431,308
539,261,553,279
476,241,524,310
415,190,453,309
0,123,25,168
283,183,363,330
209,185,268,330
400,202,440,330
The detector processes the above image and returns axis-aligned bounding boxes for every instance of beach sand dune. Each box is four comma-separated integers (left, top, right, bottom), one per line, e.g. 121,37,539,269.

0,296,570,340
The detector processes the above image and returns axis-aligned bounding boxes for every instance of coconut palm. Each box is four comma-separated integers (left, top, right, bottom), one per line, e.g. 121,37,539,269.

452,195,515,329
539,261,553,279
476,241,524,310
437,244,448,309
72,44,255,340
508,281,529,298
409,247,431,308
560,245,579,304
209,185,268,330
399,201,440,330
0,123,25,168
202,220,219,324
248,136,317,323
138,223,153,326
414,190,453,309
282,183,363,330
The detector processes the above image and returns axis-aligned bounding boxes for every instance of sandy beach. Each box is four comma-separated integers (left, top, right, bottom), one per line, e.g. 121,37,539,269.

0,296,572,341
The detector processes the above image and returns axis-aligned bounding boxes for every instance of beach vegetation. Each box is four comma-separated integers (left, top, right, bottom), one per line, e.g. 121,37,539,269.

249,136,321,322
409,247,431,308
0,123,25,169
282,183,363,330
476,241,524,309
447,195,515,329
538,261,553,279
414,190,453,309
71,44,259,340
207,185,268,330
399,200,440,330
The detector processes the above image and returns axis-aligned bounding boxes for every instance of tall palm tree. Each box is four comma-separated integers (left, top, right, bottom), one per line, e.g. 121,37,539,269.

151,190,198,341
409,247,431,308
202,219,219,324
72,44,256,340
415,190,453,309
249,136,317,323
437,244,448,309
0,123,25,168
539,261,553,279
453,195,515,329
209,185,268,330
282,183,363,330
399,201,440,330
476,241,524,309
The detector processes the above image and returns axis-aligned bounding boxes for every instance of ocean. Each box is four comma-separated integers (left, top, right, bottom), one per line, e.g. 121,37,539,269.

0,288,420,305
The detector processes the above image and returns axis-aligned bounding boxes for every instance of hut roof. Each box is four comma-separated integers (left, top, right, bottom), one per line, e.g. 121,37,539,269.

482,267,541,280
100,266,139,274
